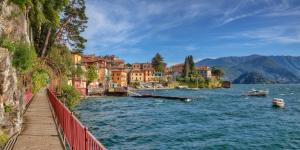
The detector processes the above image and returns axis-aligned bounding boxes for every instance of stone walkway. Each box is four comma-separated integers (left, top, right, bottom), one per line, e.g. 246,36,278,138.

13,89,63,150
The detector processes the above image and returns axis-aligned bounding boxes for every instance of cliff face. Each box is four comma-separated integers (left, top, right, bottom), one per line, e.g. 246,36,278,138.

0,48,23,134
0,0,30,42
0,0,30,137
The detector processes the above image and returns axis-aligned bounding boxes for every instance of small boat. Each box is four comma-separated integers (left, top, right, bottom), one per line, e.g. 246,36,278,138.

243,89,269,97
175,86,189,89
272,98,285,108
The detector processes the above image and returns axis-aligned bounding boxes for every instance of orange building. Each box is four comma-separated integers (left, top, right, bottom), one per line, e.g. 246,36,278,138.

144,69,155,82
81,55,108,87
102,55,125,69
111,69,127,87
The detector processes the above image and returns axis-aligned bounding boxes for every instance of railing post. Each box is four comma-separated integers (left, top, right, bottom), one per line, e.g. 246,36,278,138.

84,127,87,150
71,112,74,150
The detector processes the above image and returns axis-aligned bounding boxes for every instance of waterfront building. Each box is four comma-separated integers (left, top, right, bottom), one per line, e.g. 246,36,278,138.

70,52,87,95
111,69,128,87
129,63,156,83
102,55,125,69
170,63,184,78
144,69,155,82
196,66,212,79
130,70,145,83
81,55,105,88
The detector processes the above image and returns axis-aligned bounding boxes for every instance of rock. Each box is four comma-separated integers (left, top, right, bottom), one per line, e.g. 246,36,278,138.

0,48,22,132
0,0,30,42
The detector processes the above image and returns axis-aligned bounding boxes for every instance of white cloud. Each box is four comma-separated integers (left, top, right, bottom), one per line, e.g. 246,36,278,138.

83,0,221,51
220,25,300,44
83,0,300,54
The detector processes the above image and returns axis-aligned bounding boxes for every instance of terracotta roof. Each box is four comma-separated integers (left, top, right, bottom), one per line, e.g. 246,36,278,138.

172,64,184,67
196,66,211,71
81,56,106,63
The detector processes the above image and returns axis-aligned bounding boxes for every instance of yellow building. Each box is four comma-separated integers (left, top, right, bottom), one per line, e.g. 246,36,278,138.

71,52,82,65
111,70,127,87
130,70,144,83
130,63,156,83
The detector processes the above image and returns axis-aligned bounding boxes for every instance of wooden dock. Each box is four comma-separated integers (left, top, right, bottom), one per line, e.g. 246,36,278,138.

132,95,191,102
13,89,63,150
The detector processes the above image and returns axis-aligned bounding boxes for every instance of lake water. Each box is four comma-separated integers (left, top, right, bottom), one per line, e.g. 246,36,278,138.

75,84,300,149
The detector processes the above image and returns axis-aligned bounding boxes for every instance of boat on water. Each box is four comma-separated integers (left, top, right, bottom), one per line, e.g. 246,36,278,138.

243,89,269,97
175,86,189,89
272,98,285,108
132,94,192,102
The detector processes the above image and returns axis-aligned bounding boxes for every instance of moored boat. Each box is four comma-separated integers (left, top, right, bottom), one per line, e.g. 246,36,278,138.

243,89,269,97
272,98,285,108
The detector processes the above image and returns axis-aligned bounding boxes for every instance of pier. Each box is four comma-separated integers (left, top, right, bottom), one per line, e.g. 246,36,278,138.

132,95,191,102
13,89,63,150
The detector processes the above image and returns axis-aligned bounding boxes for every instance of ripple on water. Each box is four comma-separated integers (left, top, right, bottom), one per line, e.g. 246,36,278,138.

75,85,300,149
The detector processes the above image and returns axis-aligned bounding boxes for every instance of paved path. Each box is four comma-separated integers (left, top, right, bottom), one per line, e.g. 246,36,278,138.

13,89,63,150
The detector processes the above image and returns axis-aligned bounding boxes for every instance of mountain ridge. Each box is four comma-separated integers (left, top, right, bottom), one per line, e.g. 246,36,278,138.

196,55,300,84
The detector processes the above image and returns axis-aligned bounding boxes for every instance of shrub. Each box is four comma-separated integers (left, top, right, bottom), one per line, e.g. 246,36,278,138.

32,69,49,93
0,130,8,147
4,104,13,113
0,38,37,73
12,42,36,73
9,0,33,10
61,85,81,111
0,37,16,52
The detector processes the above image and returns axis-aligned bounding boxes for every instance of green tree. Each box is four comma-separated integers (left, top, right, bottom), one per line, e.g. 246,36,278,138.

32,69,49,93
61,84,81,110
183,57,190,78
125,63,132,68
11,42,37,73
188,55,195,71
14,0,87,57
211,67,225,79
75,65,84,77
55,0,88,53
28,0,68,57
151,53,164,72
48,45,73,76
86,65,98,85
183,55,195,78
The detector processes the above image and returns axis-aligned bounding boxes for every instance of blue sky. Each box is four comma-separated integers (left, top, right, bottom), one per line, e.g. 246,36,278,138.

83,0,300,65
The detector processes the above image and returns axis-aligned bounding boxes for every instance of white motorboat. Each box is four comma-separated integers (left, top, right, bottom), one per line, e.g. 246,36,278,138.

272,98,285,108
243,89,269,97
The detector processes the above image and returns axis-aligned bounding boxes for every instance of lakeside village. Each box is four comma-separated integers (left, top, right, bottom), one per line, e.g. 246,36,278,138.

69,52,230,96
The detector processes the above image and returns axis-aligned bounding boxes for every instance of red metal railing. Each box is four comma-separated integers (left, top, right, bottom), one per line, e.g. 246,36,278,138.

47,88,106,150
24,90,33,106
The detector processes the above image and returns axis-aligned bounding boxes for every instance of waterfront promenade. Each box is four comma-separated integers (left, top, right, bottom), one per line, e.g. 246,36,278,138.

13,89,63,150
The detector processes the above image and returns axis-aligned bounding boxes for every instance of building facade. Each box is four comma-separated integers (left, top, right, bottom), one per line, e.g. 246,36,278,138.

129,63,156,83
111,69,127,87
196,66,212,79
